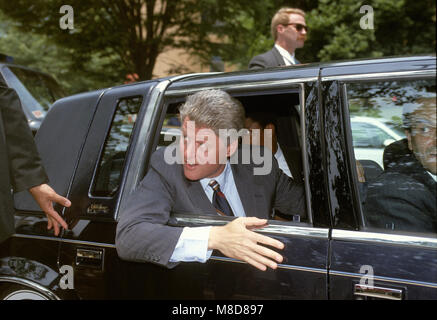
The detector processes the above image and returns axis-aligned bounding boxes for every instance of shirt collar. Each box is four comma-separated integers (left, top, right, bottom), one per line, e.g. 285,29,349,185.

427,170,437,182
199,161,231,192
274,44,295,65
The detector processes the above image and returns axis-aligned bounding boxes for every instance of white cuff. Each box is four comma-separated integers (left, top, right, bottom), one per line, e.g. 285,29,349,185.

169,226,213,263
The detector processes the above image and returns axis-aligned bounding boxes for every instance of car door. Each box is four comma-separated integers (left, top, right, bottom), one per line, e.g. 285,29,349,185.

115,69,331,299
322,60,437,299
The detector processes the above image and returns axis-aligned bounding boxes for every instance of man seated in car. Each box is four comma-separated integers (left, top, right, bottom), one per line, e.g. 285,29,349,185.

364,96,436,233
244,112,293,178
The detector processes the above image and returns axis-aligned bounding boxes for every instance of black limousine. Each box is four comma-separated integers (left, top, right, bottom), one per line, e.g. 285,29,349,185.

0,55,435,300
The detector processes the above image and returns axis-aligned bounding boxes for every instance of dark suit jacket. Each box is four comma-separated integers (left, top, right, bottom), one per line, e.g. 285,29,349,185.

0,86,48,243
364,153,436,234
116,145,306,268
248,46,300,69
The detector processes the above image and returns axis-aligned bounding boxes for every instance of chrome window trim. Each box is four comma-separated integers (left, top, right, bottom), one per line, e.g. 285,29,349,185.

0,276,61,300
332,229,437,249
322,70,435,82
165,77,318,98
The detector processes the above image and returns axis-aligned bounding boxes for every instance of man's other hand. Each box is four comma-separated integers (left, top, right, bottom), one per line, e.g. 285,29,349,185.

29,184,70,236
208,217,284,271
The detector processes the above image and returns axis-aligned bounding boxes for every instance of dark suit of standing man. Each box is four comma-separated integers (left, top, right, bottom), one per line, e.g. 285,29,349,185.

249,7,307,69
116,89,306,271
0,83,70,243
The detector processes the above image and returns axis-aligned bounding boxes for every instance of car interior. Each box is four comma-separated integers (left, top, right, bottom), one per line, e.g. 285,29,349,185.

158,90,306,222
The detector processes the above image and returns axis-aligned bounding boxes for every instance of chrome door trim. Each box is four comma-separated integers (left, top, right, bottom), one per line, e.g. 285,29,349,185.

322,70,435,82
11,233,116,249
0,276,60,300
173,216,329,239
165,77,318,97
330,269,437,289
210,256,327,273
332,229,437,249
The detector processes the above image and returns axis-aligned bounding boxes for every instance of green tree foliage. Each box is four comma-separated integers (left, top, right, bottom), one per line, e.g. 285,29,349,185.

0,9,125,94
0,0,276,83
245,0,435,64
0,0,434,94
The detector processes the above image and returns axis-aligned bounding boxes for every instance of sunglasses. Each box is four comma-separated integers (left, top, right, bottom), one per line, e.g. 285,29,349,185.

283,23,308,32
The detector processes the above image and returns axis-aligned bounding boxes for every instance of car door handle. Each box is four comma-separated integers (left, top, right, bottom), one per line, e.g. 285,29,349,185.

354,284,403,300
75,248,104,269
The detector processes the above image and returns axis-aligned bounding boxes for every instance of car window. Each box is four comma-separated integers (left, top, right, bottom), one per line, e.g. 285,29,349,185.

157,90,309,225
92,96,142,197
346,79,436,236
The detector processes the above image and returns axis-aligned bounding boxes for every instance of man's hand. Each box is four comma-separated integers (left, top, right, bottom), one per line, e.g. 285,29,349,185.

208,217,284,271
29,184,70,236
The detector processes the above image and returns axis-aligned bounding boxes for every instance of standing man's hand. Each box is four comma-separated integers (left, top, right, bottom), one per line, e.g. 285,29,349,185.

208,217,284,271
29,184,70,236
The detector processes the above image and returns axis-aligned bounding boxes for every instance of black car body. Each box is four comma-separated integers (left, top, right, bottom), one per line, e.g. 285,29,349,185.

0,55,435,300
0,63,65,133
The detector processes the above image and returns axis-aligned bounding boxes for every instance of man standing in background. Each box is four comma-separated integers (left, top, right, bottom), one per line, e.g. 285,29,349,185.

249,7,307,69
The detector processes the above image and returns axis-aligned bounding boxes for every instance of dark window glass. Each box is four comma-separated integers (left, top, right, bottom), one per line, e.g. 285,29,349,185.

92,96,142,197
9,66,65,111
347,79,436,236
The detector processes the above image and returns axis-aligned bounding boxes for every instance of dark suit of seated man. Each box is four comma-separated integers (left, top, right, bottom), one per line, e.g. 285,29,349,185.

116,89,306,271
364,97,436,233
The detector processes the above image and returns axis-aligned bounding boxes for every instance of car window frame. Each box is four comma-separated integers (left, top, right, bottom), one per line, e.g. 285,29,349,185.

153,83,315,228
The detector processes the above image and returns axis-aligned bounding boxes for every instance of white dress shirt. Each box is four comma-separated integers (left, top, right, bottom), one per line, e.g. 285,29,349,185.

275,44,297,65
275,144,292,178
169,161,246,263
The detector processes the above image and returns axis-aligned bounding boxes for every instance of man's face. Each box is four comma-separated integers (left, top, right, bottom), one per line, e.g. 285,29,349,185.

407,102,436,174
277,13,307,50
180,117,228,181
244,117,275,151
244,118,265,146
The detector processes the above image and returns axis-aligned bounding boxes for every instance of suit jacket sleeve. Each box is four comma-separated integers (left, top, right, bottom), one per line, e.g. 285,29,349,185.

0,86,48,192
248,55,268,70
115,150,184,268
272,157,306,218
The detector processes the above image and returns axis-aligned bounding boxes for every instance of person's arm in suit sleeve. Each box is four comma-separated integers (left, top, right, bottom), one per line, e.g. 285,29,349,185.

116,153,185,268
248,55,268,70
0,86,70,235
271,154,306,218
0,86,48,191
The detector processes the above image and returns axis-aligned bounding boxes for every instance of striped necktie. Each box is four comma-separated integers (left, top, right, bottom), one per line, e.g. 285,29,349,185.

208,180,234,216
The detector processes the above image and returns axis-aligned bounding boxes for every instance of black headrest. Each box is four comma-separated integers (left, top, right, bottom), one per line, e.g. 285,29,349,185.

383,138,411,170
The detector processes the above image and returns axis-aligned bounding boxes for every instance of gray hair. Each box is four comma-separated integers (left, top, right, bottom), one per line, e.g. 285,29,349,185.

179,89,246,135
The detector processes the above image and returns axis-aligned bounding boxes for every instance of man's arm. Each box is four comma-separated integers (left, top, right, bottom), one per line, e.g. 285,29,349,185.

0,86,69,235
115,161,184,268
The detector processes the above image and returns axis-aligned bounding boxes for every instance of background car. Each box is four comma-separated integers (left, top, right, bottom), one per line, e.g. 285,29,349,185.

0,57,65,134
351,116,405,169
